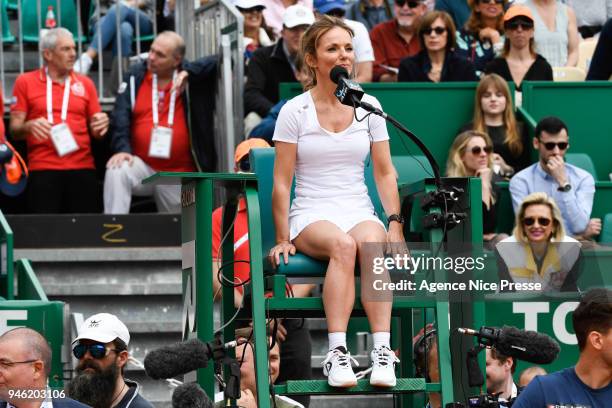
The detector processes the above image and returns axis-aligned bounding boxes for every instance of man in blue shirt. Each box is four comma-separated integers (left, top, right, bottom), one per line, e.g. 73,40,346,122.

513,288,612,407
509,116,601,240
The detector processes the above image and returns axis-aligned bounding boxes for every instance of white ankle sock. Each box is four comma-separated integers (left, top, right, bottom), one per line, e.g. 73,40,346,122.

373,332,390,349
328,332,347,351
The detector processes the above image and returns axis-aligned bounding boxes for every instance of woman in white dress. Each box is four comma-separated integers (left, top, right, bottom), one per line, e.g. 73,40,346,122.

270,15,405,388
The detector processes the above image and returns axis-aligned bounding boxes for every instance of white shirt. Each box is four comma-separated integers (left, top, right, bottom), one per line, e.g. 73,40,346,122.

345,18,375,63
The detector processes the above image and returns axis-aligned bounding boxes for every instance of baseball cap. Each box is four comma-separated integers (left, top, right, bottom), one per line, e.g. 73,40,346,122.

72,313,131,346
0,142,28,197
234,0,266,10
235,138,271,163
503,5,534,23
283,4,315,29
314,0,346,14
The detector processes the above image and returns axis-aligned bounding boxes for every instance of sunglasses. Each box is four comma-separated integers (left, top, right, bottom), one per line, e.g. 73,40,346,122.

395,0,422,8
423,27,447,36
237,6,264,13
505,20,534,30
543,142,568,151
470,146,493,155
72,343,118,359
523,217,552,227
238,156,251,172
478,0,504,4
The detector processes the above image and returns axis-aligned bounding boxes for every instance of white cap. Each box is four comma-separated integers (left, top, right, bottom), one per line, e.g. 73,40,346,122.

72,313,130,346
234,0,266,9
283,4,315,29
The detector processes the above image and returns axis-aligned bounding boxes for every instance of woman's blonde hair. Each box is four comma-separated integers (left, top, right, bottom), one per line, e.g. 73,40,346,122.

513,192,566,243
464,0,507,34
473,74,523,156
300,15,354,91
446,130,494,177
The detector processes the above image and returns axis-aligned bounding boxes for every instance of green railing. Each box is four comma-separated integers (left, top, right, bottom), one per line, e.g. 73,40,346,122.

0,210,14,299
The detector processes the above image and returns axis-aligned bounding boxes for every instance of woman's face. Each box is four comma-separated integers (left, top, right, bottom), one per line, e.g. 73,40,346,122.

522,204,554,243
311,26,354,83
505,18,534,50
423,17,448,53
480,85,507,116
475,0,504,20
240,7,264,31
461,136,490,174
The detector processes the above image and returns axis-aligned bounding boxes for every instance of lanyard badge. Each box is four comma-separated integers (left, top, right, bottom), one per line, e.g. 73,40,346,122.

149,71,177,159
46,69,79,157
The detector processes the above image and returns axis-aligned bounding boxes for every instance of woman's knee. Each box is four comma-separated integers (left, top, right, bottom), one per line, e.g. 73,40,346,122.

329,234,357,259
120,22,134,39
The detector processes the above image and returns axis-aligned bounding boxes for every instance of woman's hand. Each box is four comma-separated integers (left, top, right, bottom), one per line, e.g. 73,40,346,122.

479,27,501,45
269,241,296,267
492,153,514,176
475,167,493,185
386,222,409,258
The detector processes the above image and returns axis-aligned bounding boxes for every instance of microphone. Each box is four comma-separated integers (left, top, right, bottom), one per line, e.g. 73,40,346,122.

144,338,212,379
171,383,213,408
458,326,560,364
330,66,364,107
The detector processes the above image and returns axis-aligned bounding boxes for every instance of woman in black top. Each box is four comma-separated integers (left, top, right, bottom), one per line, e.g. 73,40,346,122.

484,5,552,91
446,130,508,247
398,10,478,83
461,74,531,177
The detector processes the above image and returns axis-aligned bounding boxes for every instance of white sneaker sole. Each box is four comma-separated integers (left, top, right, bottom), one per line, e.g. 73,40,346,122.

370,378,396,387
328,377,358,388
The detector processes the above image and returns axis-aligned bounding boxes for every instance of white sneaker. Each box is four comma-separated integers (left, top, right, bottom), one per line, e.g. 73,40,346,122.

322,346,359,388
74,53,93,75
369,345,399,387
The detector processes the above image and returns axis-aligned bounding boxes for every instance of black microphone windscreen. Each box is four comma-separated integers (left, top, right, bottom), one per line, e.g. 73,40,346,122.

172,383,213,408
330,66,349,84
496,326,560,364
144,338,211,379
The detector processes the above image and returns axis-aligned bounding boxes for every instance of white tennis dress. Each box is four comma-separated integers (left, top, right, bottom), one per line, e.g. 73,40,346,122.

272,91,389,241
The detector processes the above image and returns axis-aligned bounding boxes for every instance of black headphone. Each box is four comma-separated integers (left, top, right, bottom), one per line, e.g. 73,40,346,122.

413,327,437,382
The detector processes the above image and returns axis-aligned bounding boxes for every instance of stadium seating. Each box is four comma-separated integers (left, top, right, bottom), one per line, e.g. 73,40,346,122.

553,66,586,81
21,0,86,43
577,38,597,73
1,0,15,43
565,153,597,179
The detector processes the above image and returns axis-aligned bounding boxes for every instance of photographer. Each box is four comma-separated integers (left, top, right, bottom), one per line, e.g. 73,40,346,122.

485,348,517,406
513,288,612,407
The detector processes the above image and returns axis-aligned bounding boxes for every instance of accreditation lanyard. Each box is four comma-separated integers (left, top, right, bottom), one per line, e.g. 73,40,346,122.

152,70,178,128
46,68,71,124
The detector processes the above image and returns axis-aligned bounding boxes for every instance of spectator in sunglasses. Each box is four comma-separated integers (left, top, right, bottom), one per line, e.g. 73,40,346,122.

398,11,478,82
446,130,508,247
456,0,508,77
235,0,276,64
484,6,553,91
510,116,600,241
370,0,428,82
68,313,153,408
460,74,531,178
522,0,579,67
0,327,89,408
496,192,582,292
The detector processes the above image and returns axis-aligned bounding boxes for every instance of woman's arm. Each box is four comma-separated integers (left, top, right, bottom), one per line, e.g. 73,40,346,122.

271,141,297,264
371,141,402,237
565,6,579,67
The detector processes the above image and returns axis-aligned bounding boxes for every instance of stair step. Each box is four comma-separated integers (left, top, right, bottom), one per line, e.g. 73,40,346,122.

310,395,394,408
276,378,428,395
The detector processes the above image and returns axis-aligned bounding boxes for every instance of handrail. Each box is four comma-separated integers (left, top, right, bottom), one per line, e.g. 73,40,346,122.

0,209,14,299
15,258,47,301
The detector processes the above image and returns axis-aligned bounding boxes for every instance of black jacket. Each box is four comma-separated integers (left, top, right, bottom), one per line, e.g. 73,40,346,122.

484,54,553,91
244,39,298,117
398,50,478,82
109,56,218,172
115,380,154,408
